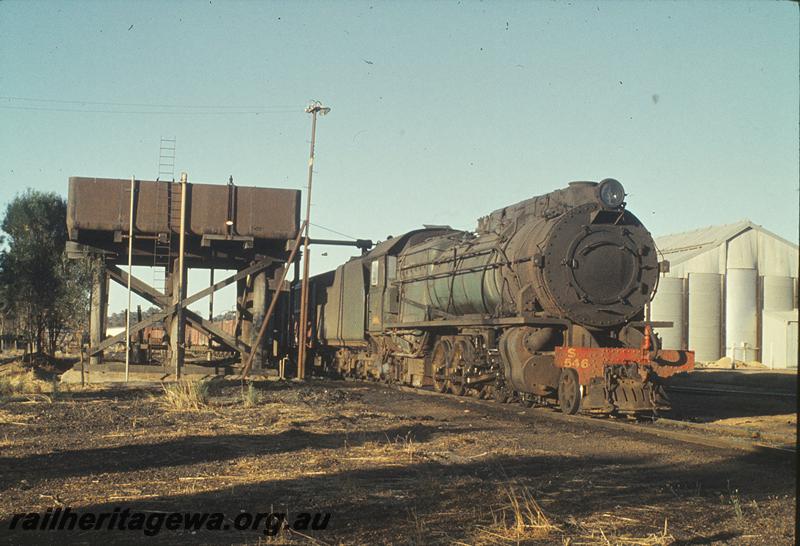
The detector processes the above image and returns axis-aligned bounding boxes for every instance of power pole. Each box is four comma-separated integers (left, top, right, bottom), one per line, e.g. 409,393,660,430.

296,101,330,379
125,176,136,383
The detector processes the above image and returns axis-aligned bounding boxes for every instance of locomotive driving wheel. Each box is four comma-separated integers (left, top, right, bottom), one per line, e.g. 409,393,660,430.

558,369,582,415
431,339,452,393
449,339,472,396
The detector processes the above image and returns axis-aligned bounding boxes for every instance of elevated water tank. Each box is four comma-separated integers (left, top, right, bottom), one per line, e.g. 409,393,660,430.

763,276,794,312
651,276,684,350
725,268,757,361
688,273,721,362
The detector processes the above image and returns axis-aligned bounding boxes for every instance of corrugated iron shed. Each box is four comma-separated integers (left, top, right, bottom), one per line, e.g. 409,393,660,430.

655,219,798,277
651,219,798,366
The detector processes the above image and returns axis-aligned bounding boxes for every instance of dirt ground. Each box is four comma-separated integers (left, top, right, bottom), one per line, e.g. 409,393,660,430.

0,372,796,545
663,371,797,442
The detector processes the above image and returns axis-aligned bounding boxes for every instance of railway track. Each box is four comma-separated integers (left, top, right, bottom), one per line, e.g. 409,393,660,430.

376,381,796,458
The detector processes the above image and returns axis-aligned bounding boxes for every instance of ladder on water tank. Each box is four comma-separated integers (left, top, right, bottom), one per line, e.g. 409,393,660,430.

153,137,177,294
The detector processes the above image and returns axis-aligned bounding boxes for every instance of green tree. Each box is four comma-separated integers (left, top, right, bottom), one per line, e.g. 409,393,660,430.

0,189,91,356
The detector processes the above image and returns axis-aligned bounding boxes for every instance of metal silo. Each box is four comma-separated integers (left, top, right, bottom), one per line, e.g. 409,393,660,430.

688,272,722,362
763,276,794,311
725,268,758,361
651,276,685,349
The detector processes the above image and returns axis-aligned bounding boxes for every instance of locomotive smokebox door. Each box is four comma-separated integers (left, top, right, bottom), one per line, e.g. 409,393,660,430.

524,203,659,329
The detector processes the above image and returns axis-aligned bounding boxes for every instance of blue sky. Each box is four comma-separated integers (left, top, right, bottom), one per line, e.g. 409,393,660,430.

1,1,797,313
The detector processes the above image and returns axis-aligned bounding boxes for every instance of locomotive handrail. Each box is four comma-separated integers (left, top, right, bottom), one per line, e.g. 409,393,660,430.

398,247,496,270
395,256,535,285
384,316,571,329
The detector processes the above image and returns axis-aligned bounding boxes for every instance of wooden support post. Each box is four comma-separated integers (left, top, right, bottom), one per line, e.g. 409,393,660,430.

79,344,85,386
133,305,145,364
249,269,268,370
235,277,246,340
236,272,254,346
169,172,189,379
164,263,173,363
207,268,214,361
89,259,107,366
240,278,252,344
104,273,110,339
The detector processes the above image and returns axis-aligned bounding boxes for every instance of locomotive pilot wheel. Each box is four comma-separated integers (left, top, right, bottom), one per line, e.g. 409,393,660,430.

558,369,582,415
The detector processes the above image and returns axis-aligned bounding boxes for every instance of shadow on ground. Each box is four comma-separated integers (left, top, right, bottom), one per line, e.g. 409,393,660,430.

0,425,794,545
0,423,473,492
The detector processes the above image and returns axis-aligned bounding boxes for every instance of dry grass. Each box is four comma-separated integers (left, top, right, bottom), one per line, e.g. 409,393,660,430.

160,379,210,411
407,507,427,545
467,485,675,546
242,382,261,407
570,518,674,545
0,408,33,426
0,376,13,397
469,484,560,545
0,364,62,399
389,430,417,463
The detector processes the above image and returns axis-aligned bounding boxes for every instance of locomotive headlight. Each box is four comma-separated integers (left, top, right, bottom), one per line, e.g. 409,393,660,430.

598,178,625,208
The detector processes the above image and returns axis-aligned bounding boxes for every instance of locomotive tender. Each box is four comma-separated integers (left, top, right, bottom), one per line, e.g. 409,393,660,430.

301,180,694,414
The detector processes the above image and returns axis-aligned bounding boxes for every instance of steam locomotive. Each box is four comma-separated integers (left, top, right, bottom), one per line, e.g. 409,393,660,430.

296,180,694,415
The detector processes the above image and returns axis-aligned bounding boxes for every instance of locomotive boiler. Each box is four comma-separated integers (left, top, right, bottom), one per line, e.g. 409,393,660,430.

302,180,694,415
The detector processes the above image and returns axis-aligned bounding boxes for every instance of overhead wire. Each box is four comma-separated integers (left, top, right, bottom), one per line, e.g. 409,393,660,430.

0,96,300,115
0,105,295,115
310,223,357,241
0,95,298,110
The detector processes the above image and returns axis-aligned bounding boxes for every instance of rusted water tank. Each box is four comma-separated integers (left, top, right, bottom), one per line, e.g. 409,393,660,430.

66,177,300,267
67,177,299,241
